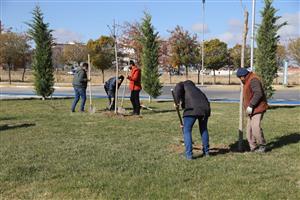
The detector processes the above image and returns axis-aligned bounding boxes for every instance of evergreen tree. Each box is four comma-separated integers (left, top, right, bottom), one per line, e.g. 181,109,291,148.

27,6,54,99
255,0,286,99
140,12,162,98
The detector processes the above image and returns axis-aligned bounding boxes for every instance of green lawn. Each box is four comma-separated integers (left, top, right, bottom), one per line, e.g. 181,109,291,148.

0,99,299,200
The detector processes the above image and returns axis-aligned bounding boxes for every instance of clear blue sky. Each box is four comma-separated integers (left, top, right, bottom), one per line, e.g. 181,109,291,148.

1,0,299,46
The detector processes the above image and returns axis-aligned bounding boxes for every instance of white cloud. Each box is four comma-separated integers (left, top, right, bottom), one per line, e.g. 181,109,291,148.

192,23,210,33
228,19,243,32
277,12,300,42
218,32,242,45
216,18,245,46
52,28,84,44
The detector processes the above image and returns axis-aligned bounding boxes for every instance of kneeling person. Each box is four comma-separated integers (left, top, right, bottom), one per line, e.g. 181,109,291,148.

173,80,211,159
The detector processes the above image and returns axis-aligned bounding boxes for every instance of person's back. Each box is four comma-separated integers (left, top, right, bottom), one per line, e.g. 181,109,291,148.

173,80,211,159
104,75,124,111
105,77,117,95
175,80,210,118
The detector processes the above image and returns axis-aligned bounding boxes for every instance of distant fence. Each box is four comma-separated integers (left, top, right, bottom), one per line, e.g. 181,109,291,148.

1,69,299,85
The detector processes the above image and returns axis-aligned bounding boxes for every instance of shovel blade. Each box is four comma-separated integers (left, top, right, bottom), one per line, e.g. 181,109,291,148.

118,107,126,114
89,105,96,114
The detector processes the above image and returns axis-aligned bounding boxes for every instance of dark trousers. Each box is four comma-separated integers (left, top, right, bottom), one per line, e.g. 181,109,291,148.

130,90,140,115
104,86,115,111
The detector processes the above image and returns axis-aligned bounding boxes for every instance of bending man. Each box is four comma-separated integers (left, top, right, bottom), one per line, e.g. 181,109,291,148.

104,75,124,111
173,80,211,160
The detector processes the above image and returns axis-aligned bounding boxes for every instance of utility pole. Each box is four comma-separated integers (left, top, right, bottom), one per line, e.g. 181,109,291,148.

201,0,205,86
283,60,288,87
250,0,256,71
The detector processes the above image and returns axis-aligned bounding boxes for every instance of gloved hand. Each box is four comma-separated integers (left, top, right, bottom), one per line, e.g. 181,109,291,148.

246,106,253,115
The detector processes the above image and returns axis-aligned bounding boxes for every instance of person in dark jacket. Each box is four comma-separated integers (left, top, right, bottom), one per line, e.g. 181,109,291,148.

236,68,268,153
173,80,211,159
104,75,124,111
71,62,89,112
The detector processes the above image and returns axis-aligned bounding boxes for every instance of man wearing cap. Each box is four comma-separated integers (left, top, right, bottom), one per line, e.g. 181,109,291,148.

71,62,89,112
236,68,268,153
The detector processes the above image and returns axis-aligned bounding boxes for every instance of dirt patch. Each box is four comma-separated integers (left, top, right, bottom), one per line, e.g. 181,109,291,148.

101,111,143,120
168,143,230,155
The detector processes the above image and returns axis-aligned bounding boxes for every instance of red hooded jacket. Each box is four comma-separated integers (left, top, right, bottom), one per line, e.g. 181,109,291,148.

128,66,142,91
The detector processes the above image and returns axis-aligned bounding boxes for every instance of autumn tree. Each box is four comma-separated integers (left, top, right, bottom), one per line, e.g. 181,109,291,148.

204,39,228,84
228,44,251,69
158,39,173,83
168,26,199,79
120,21,143,66
62,42,88,66
276,44,287,67
288,38,300,65
0,32,30,83
87,36,114,83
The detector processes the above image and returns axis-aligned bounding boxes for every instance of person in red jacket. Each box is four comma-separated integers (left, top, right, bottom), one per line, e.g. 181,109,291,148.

127,60,142,115
236,68,268,153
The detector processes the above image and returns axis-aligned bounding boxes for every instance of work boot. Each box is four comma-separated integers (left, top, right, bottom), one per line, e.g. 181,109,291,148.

255,145,266,153
203,152,210,158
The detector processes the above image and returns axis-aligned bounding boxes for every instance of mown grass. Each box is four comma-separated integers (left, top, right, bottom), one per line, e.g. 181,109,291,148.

0,99,299,200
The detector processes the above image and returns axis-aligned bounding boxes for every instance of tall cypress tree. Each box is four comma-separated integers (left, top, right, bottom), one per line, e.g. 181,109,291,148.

27,6,54,99
255,0,286,99
140,12,162,98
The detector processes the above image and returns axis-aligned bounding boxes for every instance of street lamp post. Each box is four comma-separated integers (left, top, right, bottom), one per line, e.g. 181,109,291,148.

201,0,205,86
250,0,256,71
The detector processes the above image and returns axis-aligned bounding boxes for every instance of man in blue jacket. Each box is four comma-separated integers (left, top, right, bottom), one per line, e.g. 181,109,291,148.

104,75,124,111
173,80,211,159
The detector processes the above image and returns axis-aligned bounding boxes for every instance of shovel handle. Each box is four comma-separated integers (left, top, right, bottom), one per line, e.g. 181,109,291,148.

171,89,183,126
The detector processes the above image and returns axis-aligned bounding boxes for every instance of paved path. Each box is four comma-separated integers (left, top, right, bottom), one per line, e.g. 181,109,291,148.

1,85,299,105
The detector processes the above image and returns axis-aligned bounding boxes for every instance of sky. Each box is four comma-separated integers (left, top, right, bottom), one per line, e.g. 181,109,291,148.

1,0,299,47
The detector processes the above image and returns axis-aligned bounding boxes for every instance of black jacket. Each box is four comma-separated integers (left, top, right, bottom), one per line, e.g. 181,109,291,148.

174,80,211,117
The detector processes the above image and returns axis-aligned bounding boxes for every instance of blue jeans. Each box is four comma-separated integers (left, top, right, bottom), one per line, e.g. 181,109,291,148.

71,87,86,112
183,116,209,159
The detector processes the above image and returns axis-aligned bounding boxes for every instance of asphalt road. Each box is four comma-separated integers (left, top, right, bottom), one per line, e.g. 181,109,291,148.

1,85,299,102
